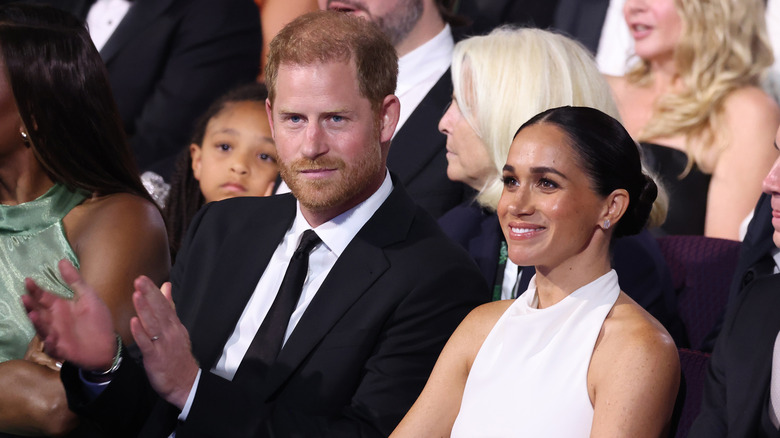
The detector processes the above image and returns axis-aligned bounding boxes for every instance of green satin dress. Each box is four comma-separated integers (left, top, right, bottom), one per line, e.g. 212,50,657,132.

0,184,88,362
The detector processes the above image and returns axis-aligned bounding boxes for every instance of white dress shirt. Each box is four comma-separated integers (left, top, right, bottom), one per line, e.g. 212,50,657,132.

394,24,453,134
85,0,133,51
595,0,634,76
178,171,394,420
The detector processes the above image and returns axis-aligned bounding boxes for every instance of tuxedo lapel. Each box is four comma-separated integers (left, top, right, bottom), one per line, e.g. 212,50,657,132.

260,180,415,399
187,196,297,368
99,0,174,63
730,276,780,434
388,69,451,186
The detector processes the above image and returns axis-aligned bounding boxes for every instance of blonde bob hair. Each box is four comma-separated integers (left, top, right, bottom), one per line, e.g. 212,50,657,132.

454,27,620,210
626,0,773,172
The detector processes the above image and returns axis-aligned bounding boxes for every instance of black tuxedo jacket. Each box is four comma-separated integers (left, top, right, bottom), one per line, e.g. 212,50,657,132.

27,0,262,178
387,68,471,219
552,0,610,54
438,202,685,343
701,193,775,351
62,178,488,437
689,273,780,438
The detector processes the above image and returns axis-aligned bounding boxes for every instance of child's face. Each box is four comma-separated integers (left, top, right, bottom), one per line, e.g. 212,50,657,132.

191,101,278,203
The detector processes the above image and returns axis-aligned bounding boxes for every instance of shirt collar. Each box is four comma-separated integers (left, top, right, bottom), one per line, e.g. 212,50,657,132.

396,24,453,95
290,170,393,257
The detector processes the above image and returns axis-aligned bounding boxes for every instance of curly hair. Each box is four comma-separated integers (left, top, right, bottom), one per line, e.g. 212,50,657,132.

626,0,773,173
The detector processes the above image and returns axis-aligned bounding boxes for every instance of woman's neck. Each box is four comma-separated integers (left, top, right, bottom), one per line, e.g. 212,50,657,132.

647,56,683,94
0,151,54,205
533,247,612,309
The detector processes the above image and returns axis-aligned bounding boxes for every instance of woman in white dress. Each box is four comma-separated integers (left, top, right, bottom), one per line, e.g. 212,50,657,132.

391,106,680,437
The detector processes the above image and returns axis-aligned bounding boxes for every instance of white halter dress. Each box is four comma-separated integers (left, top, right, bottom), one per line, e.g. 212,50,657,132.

451,270,620,437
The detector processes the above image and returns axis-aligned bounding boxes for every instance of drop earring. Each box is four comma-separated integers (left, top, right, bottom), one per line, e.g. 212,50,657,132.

20,130,30,147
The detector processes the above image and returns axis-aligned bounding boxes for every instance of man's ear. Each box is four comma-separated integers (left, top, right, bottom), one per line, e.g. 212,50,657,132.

265,98,275,139
600,188,629,230
190,144,203,181
378,95,400,145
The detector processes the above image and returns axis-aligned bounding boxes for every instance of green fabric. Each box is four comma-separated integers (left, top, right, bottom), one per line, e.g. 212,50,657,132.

0,184,87,362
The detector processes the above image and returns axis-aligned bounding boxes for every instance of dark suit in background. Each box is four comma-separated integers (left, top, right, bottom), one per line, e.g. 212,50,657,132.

454,0,559,37
388,68,471,219
62,180,488,437
689,272,780,438
701,193,776,351
25,0,262,179
438,202,685,344
552,0,610,54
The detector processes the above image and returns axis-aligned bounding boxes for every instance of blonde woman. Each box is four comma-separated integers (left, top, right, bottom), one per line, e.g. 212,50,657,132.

608,0,780,239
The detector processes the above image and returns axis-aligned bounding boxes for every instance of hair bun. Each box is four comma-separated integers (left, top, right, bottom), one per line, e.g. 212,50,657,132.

615,173,657,237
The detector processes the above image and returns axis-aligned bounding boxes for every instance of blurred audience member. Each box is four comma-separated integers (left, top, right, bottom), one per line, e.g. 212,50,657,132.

392,106,679,437
320,0,471,218
436,27,684,344
255,0,318,81
608,0,780,239
26,0,262,181
0,4,169,436
689,127,780,437
165,83,278,260
454,0,558,37
552,0,610,54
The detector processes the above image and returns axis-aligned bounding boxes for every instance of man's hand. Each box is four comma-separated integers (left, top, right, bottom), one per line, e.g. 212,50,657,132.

130,277,199,410
23,260,117,371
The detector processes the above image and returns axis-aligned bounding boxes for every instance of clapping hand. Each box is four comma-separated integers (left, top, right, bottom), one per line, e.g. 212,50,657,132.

23,260,118,372
130,277,199,410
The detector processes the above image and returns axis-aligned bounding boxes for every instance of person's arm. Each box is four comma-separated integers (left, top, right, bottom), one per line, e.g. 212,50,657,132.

0,360,78,436
390,301,508,438
13,194,170,435
69,193,170,343
705,86,780,240
588,295,680,437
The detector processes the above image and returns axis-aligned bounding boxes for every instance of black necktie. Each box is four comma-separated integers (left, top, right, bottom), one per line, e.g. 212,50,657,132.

239,230,321,373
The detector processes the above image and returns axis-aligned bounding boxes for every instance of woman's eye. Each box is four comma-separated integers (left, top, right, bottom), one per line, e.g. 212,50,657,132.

501,176,518,187
218,143,231,151
538,178,558,190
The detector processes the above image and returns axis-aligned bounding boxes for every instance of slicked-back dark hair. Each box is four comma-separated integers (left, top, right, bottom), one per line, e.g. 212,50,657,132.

515,106,658,238
0,3,150,201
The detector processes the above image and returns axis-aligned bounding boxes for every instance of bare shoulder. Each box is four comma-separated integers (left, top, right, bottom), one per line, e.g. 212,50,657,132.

66,193,165,243
596,293,678,365
453,300,513,367
589,292,679,401
588,293,680,436
723,85,780,127
63,192,169,284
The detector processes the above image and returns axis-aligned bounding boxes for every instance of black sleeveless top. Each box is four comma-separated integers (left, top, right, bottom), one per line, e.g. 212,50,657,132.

640,142,711,236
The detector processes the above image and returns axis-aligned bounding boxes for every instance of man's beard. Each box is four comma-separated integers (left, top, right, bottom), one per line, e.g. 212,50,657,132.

279,144,384,213
375,0,424,47
326,0,424,47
